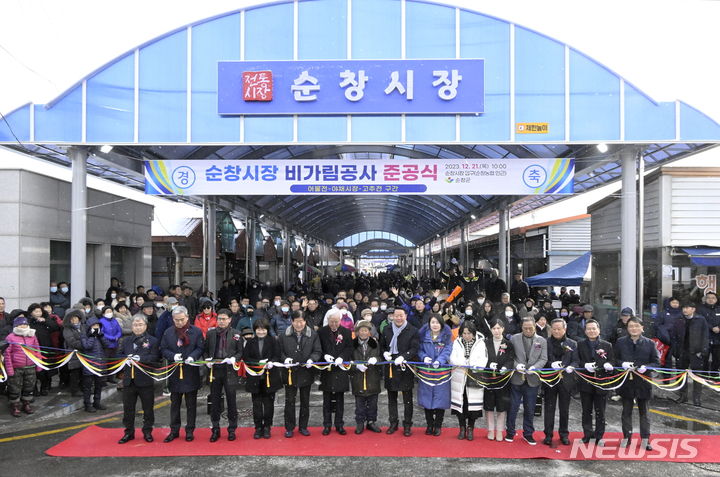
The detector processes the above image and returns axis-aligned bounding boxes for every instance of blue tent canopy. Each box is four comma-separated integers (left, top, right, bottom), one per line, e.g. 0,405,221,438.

682,247,720,266
526,252,591,287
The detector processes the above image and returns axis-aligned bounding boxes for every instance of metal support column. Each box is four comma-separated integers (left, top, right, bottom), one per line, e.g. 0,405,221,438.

637,151,645,315
620,148,639,312
206,198,217,295
440,235,447,271
498,208,509,287
247,216,257,280
302,237,308,283
459,225,467,273
70,147,88,305
283,228,291,292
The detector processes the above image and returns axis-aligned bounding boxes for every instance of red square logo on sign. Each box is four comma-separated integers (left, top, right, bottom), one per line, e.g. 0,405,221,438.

243,71,273,101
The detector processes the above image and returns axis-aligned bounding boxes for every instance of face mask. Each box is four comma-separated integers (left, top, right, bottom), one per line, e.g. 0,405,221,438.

242,304,248,308
465,309,473,316
477,298,485,305
560,312,568,317
61,287,69,293
371,306,378,313
248,310,254,316
104,313,113,319
380,305,387,311
96,305,103,311
281,307,289,313
111,293,117,299
50,286,58,293
85,308,92,314
72,323,81,329
505,310,513,318
274,300,281,307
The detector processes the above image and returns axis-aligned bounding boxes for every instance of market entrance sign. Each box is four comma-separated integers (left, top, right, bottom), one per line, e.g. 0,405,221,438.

218,59,484,115
144,159,573,195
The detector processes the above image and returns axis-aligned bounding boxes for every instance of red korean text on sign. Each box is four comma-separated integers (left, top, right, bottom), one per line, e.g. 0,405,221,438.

243,71,273,101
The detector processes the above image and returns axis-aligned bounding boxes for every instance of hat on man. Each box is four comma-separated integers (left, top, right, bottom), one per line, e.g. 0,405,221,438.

620,307,634,316
583,304,594,313
166,297,178,305
240,327,253,337
141,301,156,309
361,308,373,319
355,321,373,333
13,316,28,327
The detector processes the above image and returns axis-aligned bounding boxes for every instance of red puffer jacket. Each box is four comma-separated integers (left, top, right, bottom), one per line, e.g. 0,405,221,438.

3,331,42,376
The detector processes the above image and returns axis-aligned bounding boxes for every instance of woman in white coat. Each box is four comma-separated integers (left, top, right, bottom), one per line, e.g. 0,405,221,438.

449,321,488,441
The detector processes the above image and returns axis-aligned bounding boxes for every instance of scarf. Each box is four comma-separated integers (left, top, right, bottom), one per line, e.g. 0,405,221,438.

389,320,407,354
462,338,475,358
175,323,190,347
13,327,35,337
493,337,502,354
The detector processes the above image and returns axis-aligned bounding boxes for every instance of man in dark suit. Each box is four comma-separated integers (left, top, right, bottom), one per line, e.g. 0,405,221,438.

118,315,160,444
577,319,614,444
542,318,579,446
205,308,244,442
506,317,547,445
159,306,205,443
381,307,419,437
318,309,354,435
615,316,660,451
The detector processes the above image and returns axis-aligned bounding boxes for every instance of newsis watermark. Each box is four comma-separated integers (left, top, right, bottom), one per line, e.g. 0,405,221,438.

569,438,701,459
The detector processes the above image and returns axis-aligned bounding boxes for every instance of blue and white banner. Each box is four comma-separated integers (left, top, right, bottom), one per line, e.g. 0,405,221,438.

218,59,484,115
145,159,573,196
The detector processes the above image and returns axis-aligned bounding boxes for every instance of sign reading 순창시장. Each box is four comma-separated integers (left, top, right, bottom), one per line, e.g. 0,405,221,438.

144,159,574,196
217,59,484,115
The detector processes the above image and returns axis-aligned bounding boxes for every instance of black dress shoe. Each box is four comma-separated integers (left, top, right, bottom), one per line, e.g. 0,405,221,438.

164,432,179,443
464,428,472,440
403,427,412,437
93,403,107,411
560,436,570,445
299,428,310,436
254,428,263,439
581,436,591,444
542,436,552,446
228,431,236,441
336,426,347,435
143,431,153,443
433,426,442,437
355,423,364,434
262,427,271,439
645,443,653,451
285,430,294,438
185,431,194,442
457,427,466,440
386,423,398,435
210,428,220,442
425,426,434,435
118,433,134,444
366,422,382,433
84,406,96,413
322,426,331,435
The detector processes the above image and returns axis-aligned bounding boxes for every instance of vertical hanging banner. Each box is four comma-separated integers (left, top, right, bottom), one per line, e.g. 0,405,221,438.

145,159,574,196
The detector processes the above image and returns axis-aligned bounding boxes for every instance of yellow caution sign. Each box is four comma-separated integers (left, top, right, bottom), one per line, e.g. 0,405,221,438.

516,122,549,134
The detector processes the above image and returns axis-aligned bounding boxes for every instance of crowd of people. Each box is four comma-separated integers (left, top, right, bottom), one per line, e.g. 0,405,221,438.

0,267,718,450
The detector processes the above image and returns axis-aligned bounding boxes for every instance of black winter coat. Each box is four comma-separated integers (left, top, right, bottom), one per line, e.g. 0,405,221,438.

243,337,282,394
350,337,382,396
544,335,579,392
576,338,614,394
29,317,59,348
699,303,720,345
205,326,244,389
380,323,419,392
160,325,204,393
120,332,160,387
278,325,322,388
670,314,709,358
615,335,660,400
318,326,353,393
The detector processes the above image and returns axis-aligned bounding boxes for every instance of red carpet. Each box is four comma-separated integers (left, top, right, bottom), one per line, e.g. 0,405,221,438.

46,426,718,462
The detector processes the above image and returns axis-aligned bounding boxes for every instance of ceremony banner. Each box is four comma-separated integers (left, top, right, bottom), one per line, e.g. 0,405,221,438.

144,158,574,196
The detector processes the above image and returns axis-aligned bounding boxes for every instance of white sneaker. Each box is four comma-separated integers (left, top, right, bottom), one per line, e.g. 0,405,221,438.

487,430,495,440
162,391,171,397
610,395,621,402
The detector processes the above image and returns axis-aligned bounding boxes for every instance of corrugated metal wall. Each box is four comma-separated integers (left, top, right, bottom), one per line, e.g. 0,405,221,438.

548,217,591,269
671,176,720,247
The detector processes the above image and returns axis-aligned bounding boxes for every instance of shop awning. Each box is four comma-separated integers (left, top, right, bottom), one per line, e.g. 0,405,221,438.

526,252,591,287
682,247,720,266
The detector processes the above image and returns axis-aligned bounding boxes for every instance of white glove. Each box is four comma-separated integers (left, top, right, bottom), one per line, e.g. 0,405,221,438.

516,363,526,372
383,351,392,361
394,356,405,365
551,361,563,369
499,366,508,373
603,362,614,372
565,366,574,374
205,362,213,368
334,357,343,365
432,361,440,369
528,366,537,372
259,359,268,365
324,354,334,363
584,362,596,372
305,359,313,368
357,364,368,372
367,357,378,365
173,353,183,362
423,357,432,364
184,357,194,364
131,355,140,362
621,361,634,370
489,362,498,370
222,357,236,366
266,362,274,369
637,365,647,374
284,357,294,365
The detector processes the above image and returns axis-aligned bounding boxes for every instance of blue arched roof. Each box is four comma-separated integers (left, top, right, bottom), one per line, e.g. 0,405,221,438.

2,0,719,145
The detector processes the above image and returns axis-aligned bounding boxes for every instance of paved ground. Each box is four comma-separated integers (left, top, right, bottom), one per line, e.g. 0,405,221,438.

1,376,719,476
